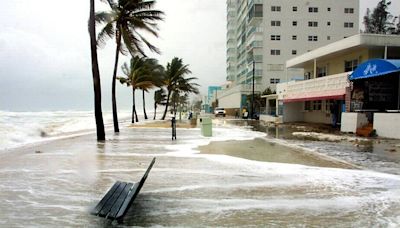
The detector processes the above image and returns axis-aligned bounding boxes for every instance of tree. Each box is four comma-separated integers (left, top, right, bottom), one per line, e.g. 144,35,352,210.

89,0,105,141
96,0,164,132
118,56,159,123
139,59,164,120
153,88,166,120
363,0,395,34
161,58,192,120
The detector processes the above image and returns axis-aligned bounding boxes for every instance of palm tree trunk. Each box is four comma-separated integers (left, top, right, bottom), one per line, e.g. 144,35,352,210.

153,103,157,120
135,107,139,122
142,90,148,119
161,89,171,120
132,88,136,123
89,0,105,141
111,29,121,132
173,101,177,117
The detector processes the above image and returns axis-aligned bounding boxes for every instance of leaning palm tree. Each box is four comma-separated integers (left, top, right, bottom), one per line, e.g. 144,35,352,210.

118,56,159,123
96,0,164,132
153,88,166,120
139,59,164,120
160,58,192,120
89,0,105,141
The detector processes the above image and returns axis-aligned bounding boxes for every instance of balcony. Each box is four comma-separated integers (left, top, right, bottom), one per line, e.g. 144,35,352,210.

218,84,263,98
247,4,263,26
281,72,350,102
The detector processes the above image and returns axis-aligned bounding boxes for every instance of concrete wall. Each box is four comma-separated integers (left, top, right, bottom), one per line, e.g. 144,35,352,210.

260,115,278,123
340,112,368,133
283,102,304,122
374,113,400,139
219,92,241,109
304,111,331,124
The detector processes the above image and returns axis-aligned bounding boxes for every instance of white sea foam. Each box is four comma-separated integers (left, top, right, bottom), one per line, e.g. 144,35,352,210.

0,110,133,151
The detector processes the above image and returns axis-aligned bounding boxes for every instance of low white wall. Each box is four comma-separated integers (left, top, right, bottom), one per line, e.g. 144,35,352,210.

260,115,278,123
340,112,368,133
374,113,400,139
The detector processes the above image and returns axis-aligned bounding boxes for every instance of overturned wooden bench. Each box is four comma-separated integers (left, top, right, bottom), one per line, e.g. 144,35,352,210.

91,157,156,222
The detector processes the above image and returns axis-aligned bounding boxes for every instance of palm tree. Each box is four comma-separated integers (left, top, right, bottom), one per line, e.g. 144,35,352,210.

172,77,199,119
153,88,166,120
118,56,160,123
96,0,164,132
89,0,105,141
139,59,164,120
161,58,192,120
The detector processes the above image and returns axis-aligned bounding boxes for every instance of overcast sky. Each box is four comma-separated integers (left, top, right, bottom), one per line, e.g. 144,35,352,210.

0,0,398,111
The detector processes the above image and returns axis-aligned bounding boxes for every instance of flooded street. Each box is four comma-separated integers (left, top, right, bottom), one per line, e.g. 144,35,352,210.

0,120,399,226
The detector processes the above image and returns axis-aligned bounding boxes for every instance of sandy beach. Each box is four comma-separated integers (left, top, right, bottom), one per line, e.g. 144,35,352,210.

0,120,399,227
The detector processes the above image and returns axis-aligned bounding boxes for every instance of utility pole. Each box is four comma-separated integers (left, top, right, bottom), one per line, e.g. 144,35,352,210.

251,60,255,119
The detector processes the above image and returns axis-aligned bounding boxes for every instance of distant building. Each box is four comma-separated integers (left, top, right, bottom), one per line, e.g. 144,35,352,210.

221,0,359,113
274,34,400,139
205,86,222,113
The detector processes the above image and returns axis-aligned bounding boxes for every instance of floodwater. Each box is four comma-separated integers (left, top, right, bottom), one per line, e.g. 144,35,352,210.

0,121,399,226
234,120,400,175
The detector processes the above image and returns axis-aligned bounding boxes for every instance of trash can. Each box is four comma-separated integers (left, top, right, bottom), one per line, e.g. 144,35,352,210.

200,117,212,137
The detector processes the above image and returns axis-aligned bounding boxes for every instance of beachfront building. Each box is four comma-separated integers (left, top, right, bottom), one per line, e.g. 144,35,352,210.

275,34,400,135
219,0,359,114
204,86,222,113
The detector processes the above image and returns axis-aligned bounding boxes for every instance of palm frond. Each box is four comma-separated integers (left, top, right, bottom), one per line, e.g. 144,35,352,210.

97,22,115,48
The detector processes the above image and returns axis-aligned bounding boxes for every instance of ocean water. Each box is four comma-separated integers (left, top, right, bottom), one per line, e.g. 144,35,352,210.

0,110,134,151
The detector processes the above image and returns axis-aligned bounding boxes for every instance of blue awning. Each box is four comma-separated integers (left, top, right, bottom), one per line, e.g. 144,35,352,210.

349,59,400,80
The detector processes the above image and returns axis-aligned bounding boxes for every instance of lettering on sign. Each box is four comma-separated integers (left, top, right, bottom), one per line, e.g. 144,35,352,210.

363,63,378,76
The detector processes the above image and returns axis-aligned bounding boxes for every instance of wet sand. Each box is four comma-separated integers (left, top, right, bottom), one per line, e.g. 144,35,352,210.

0,121,399,227
198,138,358,169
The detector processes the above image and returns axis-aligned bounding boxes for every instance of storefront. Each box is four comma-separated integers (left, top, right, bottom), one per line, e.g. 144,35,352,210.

342,59,400,138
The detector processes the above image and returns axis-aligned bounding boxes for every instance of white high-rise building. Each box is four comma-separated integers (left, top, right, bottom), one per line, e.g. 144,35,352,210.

221,0,359,112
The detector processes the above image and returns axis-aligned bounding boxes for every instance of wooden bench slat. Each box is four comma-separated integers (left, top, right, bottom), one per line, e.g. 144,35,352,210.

115,182,140,220
108,183,134,219
99,182,127,217
91,157,156,222
115,158,156,220
91,181,121,215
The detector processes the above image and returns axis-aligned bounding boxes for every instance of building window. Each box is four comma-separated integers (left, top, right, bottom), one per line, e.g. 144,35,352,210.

344,22,354,28
271,20,281,26
293,6,297,12
304,101,312,111
327,7,331,11
317,66,327,77
308,21,318,27
308,7,318,13
292,50,297,55
344,8,354,14
271,35,281,40
327,21,331,26
313,100,322,111
344,59,358,72
292,21,297,26
270,78,280,84
325,100,334,113
271,6,281,12
292,35,297,40
308,35,318,41
270,49,281,55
